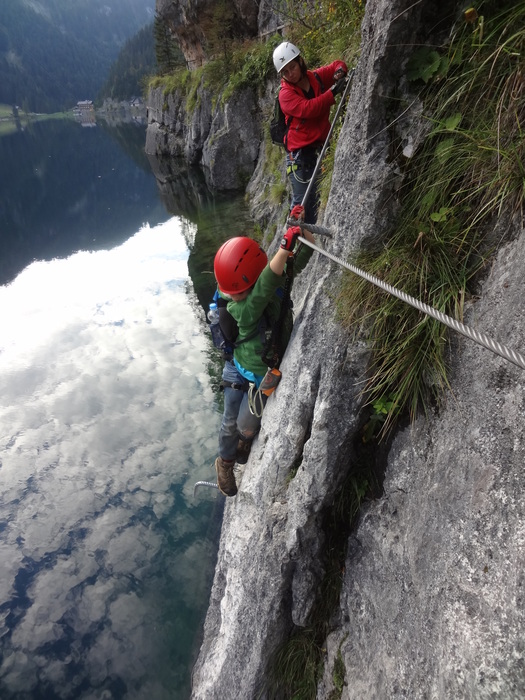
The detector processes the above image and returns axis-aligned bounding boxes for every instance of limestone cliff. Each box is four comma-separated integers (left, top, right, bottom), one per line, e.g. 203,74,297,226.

146,2,283,192
148,0,525,697
146,81,262,191
156,0,277,68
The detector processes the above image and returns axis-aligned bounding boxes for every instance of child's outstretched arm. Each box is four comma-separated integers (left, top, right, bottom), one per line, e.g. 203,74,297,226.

270,226,315,276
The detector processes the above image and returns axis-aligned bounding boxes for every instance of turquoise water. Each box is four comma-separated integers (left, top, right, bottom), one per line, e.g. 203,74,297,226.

0,118,252,698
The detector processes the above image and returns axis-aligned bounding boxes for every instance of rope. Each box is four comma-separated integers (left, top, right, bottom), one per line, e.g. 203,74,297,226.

248,383,266,418
298,236,525,371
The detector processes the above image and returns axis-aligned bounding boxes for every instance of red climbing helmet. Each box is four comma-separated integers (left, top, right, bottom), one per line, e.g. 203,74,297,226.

214,237,268,295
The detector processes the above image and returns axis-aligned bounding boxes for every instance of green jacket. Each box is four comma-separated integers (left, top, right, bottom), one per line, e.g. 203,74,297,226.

227,245,312,377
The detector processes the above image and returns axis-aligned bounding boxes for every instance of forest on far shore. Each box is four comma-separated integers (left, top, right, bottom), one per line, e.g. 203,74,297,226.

0,0,155,113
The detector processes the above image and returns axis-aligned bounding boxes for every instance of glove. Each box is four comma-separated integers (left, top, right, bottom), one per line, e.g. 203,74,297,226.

331,77,347,96
280,226,301,251
289,204,305,221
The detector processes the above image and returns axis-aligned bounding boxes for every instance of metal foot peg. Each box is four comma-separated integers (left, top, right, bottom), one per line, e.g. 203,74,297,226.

193,480,220,496
285,220,333,237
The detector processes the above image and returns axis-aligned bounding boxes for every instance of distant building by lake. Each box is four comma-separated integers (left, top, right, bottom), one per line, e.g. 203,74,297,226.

98,98,147,126
70,98,147,128
73,100,96,127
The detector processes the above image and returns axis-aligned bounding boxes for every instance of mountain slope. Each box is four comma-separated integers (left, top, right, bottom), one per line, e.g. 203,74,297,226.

0,0,155,112
98,22,157,102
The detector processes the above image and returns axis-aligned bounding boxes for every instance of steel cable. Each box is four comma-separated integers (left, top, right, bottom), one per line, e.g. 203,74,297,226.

297,236,525,371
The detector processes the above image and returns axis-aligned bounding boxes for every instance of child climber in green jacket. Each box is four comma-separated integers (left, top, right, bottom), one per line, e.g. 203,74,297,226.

213,212,314,496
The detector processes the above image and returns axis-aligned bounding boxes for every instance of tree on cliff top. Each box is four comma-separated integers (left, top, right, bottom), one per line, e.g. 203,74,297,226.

154,12,185,75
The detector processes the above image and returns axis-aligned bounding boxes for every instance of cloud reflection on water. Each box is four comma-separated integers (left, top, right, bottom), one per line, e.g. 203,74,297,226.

0,217,222,699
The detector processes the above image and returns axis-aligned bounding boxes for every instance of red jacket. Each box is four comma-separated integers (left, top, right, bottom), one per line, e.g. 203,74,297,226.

278,60,348,152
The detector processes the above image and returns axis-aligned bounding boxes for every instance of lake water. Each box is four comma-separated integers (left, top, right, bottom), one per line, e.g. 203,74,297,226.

0,117,252,699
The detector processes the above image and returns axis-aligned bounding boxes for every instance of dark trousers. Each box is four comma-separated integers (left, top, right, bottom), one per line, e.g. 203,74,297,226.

286,147,322,224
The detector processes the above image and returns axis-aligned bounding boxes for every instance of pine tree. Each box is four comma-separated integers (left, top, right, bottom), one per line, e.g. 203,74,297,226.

154,13,183,75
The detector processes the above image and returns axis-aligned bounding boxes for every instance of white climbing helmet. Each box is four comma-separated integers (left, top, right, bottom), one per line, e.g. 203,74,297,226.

273,42,301,73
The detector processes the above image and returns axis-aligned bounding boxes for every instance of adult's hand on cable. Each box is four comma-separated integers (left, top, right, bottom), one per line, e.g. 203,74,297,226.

331,77,347,97
280,226,301,251
289,204,305,221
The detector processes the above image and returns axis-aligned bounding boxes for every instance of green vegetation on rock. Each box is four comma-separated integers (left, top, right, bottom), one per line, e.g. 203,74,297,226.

336,0,525,435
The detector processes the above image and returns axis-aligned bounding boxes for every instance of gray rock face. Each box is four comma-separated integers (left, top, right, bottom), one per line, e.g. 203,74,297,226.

191,284,370,699
152,0,524,697
320,226,525,699
201,88,261,190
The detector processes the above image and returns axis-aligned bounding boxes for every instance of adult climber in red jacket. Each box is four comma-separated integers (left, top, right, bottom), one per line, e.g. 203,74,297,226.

273,41,348,224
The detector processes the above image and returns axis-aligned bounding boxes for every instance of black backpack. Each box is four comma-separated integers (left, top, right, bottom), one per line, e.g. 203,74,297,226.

269,72,324,148
269,93,288,147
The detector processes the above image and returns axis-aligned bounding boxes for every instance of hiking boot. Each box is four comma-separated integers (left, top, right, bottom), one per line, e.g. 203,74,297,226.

215,457,237,497
236,438,253,465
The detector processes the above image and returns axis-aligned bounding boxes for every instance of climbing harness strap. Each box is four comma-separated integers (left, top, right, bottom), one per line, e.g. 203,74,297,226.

286,145,322,180
261,257,295,369
295,231,525,371
221,379,250,392
247,265,292,416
